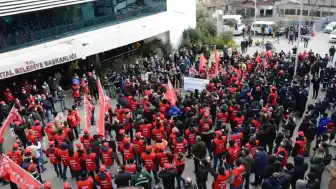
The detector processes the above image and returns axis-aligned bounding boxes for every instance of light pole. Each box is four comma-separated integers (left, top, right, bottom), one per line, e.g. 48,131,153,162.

254,0,257,35
292,0,303,77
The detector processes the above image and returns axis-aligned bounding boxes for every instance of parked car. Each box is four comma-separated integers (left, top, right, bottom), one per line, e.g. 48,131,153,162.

324,22,336,33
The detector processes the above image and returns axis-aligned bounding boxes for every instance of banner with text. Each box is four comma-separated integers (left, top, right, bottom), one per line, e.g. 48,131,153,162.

183,77,210,92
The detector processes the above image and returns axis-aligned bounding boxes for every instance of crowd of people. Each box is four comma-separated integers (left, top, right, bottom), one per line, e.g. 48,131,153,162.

1,41,336,189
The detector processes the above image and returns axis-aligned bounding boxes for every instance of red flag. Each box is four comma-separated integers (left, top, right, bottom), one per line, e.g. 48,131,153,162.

214,49,220,76
105,96,112,113
165,79,177,106
0,155,43,189
199,55,207,71
84,95,93,130
0,107,19,137
267,50,272,58
97,79,105,136
256,56,261,63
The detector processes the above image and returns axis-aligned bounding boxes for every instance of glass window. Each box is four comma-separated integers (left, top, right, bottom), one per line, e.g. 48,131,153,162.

0,0,167,52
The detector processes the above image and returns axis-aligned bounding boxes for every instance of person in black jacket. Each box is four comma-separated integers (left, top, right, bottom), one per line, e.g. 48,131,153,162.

305,172,321,189
264,155,281,180
291,155,308,189
311,76,321,99
158,163,177,189
279,163,294,189
114,165,132,188
195,158,212,189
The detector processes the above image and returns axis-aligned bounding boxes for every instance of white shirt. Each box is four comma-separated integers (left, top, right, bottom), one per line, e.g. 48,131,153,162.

28,142,41,158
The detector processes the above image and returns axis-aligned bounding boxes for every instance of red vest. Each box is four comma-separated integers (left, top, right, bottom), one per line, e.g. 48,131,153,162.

141,152,156,171
232,165,246,187
77,177,94,189
69,154,82,171
276,147,289,166
152,126,165,141
100,148,114,166
125,164,136,174
80,136,93,149
157,152,170,168
227,145,240,165
84,153,97,171
31,125,43,140
140,124,152,138
213,136,227,155
231,133,243,148
185,128,198,144
121,144,135,161
95,173,113,189
245,140,259,158
134,139,145,154
57,149,70,166
217,112,228,123
54,134,66,147
8,150,22,165
173,139,187,153
296,139,307,157
46,147,60,164
212,171,231,189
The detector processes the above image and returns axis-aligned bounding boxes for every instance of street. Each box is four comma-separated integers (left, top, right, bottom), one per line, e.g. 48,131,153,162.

1,32,336,189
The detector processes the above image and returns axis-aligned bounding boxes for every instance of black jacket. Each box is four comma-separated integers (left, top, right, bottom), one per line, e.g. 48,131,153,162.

264,162,281,179
114,171,131,188
279,169,294,189
158,168,177,189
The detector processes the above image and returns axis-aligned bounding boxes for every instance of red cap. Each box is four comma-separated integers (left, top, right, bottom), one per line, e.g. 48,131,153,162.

135,132,142,138
186,107,191,111
160,114,165,120
48,141,54,147
28,129,33,134
64,182,71,189
43,181,51,188
103,142,109,147
46,122,53,127
75,143,82,148
25,147,31,154
99,165,106,172
12,143,19,148
84,129,89,134
34,120,40,124
164,163,172,170
119,129,125,135
124,137,130,143
215,130,222,137
0,137,4,144
297,131,304,137
204,111,209,118
145,146,152,152
0,101,5,105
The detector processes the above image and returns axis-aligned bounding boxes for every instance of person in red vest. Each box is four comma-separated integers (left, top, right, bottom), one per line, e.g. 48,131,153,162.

141,146,159,183
229,159,246,189
140,120,152,145
199,111,213,131
84,148,97,179
72,82,81,106
54,129,69,148
77,172,96,189
43,181,53,189
245,137,259,159
229,103,240,127
211,130,227,170
26,129,36,144
227,140,240,168
275,139,290,167
268,86,278,107
64,182,71,189
152,120,166,142
80,129,93,149
3,87,15,104
69,144,85,181
45,122,56,141
120,109,133,140
46,141,62,178
156,146,172,169
95,165,113,189
7,143,23,166
125,160,137,174
231,128,243,149
57,142,70,181
31,120,44,141
67,106,81,139
233,112,245,128
217,108,229,124
174,152,186,189
134,132,146,164
185,125,199,158
212,166,231,189
100,142,120,169
292,131,307,157
120,137,136,165
173,136,187,154
159,99,170,116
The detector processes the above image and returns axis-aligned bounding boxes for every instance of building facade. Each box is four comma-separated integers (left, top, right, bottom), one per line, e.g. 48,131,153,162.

0,0,196,79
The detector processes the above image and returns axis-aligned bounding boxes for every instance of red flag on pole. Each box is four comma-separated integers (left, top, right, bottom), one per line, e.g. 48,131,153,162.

97,79,105,136
165,79,177,106
105,96,112,113
199,55,207,71
0,155,43,189
84,95,93,131
0,107,19,137
214,49,220,76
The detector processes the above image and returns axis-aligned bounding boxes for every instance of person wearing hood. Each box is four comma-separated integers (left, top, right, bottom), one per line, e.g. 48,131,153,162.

291,155,308,189
77,171,96,189
114,165,131,187
262,172,282,189
95,165,113,189
158,163,177,189
252,146,268,186
279,163,294,189
184,177,198,189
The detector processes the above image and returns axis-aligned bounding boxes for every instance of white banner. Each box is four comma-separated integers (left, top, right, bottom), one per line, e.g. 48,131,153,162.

183,77,209,91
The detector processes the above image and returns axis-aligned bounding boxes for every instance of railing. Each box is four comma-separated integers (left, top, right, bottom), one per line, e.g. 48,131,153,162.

0,3,167,53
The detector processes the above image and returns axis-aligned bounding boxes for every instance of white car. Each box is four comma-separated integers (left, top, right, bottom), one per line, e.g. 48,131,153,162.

325,22,336,33
329,30,336,43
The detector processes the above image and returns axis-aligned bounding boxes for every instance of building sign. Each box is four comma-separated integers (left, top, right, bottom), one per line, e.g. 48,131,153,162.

0,53,77,79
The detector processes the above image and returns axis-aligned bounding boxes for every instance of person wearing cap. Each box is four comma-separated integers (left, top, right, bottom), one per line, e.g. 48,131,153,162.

173,135,187,154
95,165,113,189
185,125,199,158
77,171,96,189
100,142,120,169
174,152,186,189
114,165,132,188
134,132,146,164
245,136,259,158
46,141,62,178
210,130,227,170
227,140,240,168
45,122,56,141
56,142,70,180
261,172,282,189
7,143,23,166
43,181,52,189
120,136,136,165
67,107,81,139
31,120,43,141
229,159,246,189
141,145,159,183
120,108,133,140
140,120,153,145
152,118,166,142
130,165,152,189
292,131,307,158
69,146,84,181
80,129,93,149
125,160,137,174
159,98,170,116
158,163,177,189
199,110,213,131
